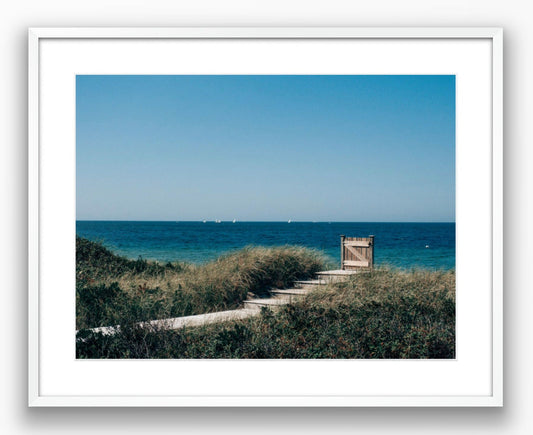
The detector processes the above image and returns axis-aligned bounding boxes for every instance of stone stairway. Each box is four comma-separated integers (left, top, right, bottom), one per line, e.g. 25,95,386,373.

77,270,359,338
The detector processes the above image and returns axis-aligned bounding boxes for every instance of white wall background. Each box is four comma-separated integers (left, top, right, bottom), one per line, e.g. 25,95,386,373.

0,0,529,433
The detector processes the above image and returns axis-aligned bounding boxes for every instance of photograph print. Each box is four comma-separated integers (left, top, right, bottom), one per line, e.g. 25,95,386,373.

75,74,456,359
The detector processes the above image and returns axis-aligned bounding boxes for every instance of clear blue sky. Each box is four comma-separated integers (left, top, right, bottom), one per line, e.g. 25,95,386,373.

76,75,455,222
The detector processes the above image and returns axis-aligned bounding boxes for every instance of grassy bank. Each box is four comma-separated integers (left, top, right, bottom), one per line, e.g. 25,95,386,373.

76,237,327,330
77,248,455,358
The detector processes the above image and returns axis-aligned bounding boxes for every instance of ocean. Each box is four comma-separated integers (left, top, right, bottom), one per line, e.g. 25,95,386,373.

76,221,455,270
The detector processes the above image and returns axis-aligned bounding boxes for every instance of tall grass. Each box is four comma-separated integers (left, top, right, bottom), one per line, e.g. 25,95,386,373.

76,237,327,330
77,266,455,359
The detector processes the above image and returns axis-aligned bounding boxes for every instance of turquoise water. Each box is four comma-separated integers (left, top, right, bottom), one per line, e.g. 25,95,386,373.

76,221,455,270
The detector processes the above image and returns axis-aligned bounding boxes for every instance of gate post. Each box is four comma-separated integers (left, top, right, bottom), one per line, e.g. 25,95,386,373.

369,235,375,269
340,235,346,270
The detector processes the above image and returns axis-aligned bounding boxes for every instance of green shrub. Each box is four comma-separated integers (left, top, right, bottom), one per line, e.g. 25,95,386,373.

77,267,455,359
76,237,326,330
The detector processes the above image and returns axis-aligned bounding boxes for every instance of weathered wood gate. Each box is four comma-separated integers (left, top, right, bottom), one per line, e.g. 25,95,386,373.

340,235,374,270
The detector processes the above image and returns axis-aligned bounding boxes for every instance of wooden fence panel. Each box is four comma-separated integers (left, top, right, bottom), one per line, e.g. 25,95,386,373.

340,235,374,270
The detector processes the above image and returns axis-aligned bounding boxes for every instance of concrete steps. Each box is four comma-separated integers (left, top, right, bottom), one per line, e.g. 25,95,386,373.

293,279,327,289
78,269,357,339
243,276,330,310
243,288,311,309
270,288,310,296
248,271,358,310
243,298,292,310
316,269,359,283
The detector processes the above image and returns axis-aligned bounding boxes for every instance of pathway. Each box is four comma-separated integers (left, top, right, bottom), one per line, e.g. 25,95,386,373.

77,270,358,338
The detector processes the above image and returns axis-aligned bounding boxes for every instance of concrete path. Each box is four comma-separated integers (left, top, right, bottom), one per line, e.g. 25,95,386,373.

77,269,358,338
84,308,262,337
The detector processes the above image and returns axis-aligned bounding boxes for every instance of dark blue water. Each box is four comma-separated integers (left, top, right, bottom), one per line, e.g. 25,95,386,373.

76,221,455,270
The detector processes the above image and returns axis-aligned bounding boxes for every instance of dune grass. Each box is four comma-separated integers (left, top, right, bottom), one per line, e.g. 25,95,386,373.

77,251,455,359
76,237,327,330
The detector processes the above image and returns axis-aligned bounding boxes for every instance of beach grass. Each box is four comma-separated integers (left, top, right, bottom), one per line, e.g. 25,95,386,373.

76,237,327,330
76,239,455,359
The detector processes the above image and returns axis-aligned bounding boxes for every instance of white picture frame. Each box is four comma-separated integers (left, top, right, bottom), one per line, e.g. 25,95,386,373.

28,27,503,407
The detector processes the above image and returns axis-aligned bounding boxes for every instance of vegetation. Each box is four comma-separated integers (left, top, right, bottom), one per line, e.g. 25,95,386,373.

76,239,455,359
76,237,327,330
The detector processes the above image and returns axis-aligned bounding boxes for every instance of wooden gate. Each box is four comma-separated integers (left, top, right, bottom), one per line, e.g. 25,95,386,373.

340,235,374,270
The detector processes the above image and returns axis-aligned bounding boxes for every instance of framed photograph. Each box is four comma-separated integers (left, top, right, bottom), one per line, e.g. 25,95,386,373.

28,27,502,406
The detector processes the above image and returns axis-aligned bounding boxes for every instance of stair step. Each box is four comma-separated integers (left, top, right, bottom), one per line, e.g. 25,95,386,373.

316,269,359,283
294,279,326,289
243,298,289,310
316,269,359,277
270,288,309,296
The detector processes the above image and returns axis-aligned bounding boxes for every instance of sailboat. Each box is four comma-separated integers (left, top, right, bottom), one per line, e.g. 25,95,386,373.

232,219,236,223
288,219,291,223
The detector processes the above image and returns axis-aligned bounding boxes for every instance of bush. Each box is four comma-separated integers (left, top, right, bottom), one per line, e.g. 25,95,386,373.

77,267,455,359
76,237,326,330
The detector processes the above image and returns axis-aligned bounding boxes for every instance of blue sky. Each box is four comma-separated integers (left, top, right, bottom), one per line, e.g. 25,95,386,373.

76,75,455,222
